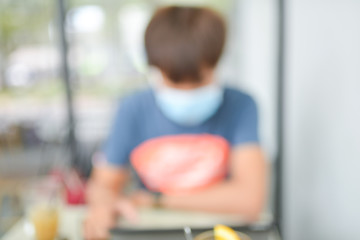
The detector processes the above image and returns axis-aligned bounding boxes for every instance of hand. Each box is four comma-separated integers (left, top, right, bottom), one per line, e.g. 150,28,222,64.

129,190,157,208
83,204,116,240
83,198,138,240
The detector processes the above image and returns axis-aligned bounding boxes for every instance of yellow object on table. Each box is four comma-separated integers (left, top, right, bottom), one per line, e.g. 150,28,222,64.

194,224,251,240
214,224,241,240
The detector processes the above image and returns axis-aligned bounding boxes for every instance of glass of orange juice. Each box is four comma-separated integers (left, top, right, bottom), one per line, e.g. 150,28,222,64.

30,205,59,240
23,178,61,240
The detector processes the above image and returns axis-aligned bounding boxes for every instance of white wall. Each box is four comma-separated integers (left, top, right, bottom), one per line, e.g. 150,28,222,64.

235,0,279,223
238,0,278,161
284,0,360,239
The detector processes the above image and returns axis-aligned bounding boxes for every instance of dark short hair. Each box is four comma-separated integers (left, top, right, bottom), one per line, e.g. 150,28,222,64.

145,6,226,83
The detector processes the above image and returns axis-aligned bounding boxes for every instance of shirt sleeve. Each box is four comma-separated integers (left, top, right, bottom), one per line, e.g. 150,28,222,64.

232,95,260,146
102,96,138,167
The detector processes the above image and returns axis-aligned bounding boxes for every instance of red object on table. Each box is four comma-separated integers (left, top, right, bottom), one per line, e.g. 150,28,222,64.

51,169,86,205
64,170,86,205
65,185,86,205
131,134,230,195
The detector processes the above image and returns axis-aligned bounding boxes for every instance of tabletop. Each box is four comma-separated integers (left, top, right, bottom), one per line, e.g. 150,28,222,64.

2,206,281,240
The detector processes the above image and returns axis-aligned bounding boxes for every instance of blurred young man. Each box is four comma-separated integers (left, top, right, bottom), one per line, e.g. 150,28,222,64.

84,6,267,239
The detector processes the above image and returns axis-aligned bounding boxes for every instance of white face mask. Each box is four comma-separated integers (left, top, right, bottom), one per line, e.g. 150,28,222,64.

148,68,224,126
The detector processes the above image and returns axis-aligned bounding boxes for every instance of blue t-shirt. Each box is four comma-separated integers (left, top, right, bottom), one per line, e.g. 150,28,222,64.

103,87,259,166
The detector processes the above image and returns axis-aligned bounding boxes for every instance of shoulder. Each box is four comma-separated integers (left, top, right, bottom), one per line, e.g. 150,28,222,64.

121,88,153,105
118,88,154,110
222,88,260,145
223,87,257,110
113,88,154,120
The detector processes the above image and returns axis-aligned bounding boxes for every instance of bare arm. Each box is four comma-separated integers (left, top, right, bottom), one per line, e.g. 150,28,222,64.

84,159,131,239
160,145,268,221
86,163,129,206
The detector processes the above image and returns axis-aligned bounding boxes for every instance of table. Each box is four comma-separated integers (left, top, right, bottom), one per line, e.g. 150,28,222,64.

2,206,281,240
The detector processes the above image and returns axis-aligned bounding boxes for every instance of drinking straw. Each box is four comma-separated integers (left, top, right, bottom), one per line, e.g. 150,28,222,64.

184,226,193,240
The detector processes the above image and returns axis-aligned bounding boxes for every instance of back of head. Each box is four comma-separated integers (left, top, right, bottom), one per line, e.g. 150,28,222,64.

145,6,226,84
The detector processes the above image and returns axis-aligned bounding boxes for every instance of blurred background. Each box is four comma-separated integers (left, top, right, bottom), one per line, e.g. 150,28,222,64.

1,0,275,177
0,0,359,239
